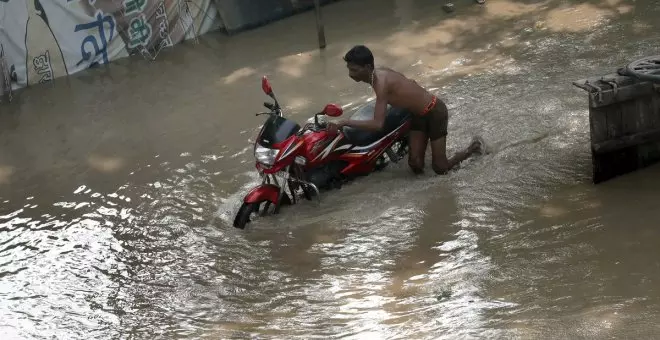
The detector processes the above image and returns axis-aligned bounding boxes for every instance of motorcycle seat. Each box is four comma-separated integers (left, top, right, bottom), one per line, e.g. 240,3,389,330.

342,102,410,147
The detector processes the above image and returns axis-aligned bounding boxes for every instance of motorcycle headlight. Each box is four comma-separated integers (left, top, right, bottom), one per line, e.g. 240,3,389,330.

254,145,278,166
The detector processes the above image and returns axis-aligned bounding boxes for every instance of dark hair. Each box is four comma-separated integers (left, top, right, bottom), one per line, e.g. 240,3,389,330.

343,45,374,68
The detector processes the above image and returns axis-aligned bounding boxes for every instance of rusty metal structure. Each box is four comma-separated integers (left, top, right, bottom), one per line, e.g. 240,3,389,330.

573,55,660,183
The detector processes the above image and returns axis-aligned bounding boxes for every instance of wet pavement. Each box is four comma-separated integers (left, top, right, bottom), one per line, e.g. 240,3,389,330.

2,0,660,338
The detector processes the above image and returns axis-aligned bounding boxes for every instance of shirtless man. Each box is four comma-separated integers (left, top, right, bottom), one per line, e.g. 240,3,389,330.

328,45,483,175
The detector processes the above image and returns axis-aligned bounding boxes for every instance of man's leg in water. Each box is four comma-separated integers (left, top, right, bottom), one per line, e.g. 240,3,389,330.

424,100,481,174
408,131,428,174
430,136,481,175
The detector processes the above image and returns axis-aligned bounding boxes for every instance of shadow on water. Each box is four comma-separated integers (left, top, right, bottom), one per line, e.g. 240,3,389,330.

1,0,660,339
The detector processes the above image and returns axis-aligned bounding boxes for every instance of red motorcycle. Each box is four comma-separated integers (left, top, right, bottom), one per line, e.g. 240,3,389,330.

233,76,411,229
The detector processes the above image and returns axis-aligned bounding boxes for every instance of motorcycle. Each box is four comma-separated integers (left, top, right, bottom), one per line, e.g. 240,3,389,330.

233,76,411,229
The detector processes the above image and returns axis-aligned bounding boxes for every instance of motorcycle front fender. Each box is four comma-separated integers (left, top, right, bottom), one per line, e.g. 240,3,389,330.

243,184,280,204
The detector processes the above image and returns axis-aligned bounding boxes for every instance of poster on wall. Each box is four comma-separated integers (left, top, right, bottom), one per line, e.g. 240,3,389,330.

0,44,13,102
0,0,220,91
1,0,30,89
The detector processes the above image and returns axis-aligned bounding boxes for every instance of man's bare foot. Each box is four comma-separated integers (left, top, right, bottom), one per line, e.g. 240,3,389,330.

469,136,488,155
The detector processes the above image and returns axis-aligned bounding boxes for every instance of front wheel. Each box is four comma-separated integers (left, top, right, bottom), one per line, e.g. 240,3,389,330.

233,196,292,229
233,202,259,229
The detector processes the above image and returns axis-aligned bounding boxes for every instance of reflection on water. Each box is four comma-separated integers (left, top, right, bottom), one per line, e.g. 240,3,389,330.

2,0,660,338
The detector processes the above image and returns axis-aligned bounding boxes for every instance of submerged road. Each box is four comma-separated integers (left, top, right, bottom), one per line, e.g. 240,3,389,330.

1,0,660,338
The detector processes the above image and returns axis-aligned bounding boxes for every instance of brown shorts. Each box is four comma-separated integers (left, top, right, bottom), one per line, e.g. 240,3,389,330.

410,97,448,141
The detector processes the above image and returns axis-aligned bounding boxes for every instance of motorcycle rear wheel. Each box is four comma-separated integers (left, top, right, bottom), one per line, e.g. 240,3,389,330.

395,136,409,158
376,137,410,171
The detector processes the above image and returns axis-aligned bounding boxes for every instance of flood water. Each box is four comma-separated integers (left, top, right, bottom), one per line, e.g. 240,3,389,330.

2,0,660,338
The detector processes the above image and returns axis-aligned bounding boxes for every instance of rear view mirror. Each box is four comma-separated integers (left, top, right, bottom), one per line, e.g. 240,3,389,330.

261,76,273,95
322,103,343,117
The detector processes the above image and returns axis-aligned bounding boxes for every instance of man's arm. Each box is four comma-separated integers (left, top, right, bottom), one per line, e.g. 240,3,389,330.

341,75,388,132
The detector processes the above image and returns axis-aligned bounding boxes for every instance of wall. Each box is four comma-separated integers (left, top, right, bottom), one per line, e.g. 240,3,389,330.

0,0,342,101
215,0,340,34
0,0,223,98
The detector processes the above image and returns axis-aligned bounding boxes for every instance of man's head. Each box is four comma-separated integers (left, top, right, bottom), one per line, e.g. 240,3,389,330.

344,45,374,83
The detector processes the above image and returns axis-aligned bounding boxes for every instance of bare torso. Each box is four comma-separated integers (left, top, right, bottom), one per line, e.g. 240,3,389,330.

373,67,435,115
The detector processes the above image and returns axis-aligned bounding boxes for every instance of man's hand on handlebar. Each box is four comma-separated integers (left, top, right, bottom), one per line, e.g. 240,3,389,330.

326,121,346,134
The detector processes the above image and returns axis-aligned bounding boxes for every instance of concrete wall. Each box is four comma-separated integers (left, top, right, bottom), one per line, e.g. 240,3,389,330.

0,0,340,97
215,0,340,34
0,0,221,92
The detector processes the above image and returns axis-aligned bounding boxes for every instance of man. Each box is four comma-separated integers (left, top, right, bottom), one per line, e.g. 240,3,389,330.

329,45,484,175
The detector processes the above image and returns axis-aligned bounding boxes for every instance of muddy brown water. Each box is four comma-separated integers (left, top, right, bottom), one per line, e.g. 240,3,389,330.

2,0,660,339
